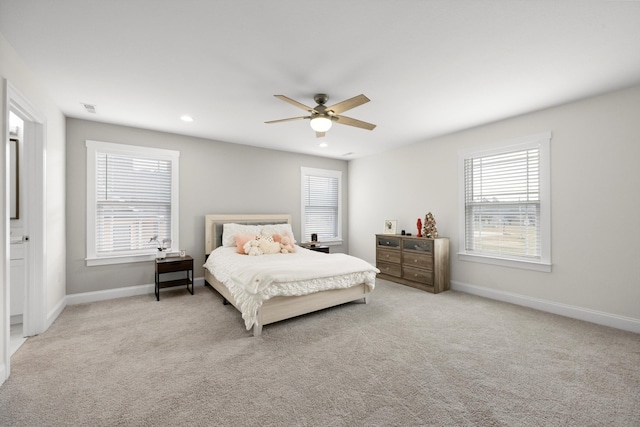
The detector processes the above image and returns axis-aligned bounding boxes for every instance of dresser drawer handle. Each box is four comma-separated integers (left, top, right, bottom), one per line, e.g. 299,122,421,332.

414,259,418,263
414,273,419,277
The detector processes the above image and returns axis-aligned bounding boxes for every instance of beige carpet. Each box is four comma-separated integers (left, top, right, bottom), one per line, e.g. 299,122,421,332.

1,279,639,426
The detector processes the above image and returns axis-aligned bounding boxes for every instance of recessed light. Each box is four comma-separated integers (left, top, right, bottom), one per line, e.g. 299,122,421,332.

319,142,328,148
180,115,194,122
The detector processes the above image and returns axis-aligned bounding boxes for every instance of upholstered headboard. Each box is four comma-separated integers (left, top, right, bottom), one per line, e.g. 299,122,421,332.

205,214,292,256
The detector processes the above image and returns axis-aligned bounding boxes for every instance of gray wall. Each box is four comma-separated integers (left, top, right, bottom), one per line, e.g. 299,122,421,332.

1,33,67,325
66,118,348,295
3,32,66,383
348,85,640,322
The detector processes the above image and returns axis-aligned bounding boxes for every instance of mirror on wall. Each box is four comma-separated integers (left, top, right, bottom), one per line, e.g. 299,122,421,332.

10,137,18,219
9,111,23,220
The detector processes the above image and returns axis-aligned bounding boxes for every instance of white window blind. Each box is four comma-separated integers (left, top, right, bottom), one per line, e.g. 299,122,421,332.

301,167,342,243
464,148,540,259
96,152,172,254
86,140,179,266
459,132,551,271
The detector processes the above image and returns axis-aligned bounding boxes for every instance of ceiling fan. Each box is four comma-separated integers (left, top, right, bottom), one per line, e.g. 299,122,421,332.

265,93,376,138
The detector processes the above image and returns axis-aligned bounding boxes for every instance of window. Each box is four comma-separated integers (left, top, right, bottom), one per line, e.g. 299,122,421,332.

459,132,551,272
301,167,342,244
86,140,179,266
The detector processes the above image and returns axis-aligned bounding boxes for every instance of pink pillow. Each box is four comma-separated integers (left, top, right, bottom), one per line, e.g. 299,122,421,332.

272,232,296,244
235,234,257,254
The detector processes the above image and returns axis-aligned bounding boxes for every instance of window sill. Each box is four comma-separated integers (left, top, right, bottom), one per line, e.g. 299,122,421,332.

458,253,551,272
86,253,157,267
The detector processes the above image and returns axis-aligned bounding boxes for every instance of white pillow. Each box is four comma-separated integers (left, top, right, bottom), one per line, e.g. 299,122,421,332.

222,223,262,247
262,223,296,243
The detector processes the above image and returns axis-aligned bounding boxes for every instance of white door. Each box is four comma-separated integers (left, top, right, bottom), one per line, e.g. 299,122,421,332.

9,247,25,322
4,80,46,381
8,113,27,329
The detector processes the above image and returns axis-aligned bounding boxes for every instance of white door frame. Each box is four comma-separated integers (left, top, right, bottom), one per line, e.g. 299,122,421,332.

3,79,47,380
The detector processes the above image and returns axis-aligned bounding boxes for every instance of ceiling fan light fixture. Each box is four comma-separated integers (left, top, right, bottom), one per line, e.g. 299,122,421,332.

310,116,332,132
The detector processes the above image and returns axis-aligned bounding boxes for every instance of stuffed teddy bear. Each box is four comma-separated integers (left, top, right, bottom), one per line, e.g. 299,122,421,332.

280,235,295,254
243,239,263,256
258,235,281,255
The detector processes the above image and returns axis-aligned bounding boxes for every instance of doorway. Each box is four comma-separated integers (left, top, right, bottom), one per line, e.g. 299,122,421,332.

8,111,27,355
3,80,47,379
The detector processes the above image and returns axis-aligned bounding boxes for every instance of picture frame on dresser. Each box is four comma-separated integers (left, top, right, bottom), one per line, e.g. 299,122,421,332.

383,220,397,235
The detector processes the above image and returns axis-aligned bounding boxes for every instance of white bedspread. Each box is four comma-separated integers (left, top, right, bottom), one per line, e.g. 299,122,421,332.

203,246,379,330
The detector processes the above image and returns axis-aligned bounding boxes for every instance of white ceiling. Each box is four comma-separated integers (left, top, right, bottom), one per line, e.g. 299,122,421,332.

1,1,639,159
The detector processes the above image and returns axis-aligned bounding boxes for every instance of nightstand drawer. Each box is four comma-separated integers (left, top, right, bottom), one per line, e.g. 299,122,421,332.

377,261,401,277
156,257,193,273
301,244,330,253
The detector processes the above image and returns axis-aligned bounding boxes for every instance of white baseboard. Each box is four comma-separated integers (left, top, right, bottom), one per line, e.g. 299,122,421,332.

66,277,206,306
0,362,6,384
46,297,67,331
66,283,153,305
451,280,640,334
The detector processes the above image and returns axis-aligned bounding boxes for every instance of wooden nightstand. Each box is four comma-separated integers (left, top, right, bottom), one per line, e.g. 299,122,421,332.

300,244,330,253
154,256,194,301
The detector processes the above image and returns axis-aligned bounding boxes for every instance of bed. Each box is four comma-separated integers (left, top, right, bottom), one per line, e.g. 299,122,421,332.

203,214,378,336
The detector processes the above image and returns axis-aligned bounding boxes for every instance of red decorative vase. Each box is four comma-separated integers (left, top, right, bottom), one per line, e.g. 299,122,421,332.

416,218,422,237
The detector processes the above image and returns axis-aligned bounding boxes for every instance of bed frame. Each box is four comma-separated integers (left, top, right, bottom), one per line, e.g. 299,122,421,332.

204,214,370,336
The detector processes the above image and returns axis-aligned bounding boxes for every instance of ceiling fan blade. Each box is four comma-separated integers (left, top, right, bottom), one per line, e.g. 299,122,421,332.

326,94,370,115
315,131,326,138
334,115,376,130
265,116,310,124
274,95,315,113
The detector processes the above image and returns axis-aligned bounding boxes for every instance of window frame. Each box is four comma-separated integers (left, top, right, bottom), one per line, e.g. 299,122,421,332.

458,132,551,272
300,167,343,245
85,140,180,266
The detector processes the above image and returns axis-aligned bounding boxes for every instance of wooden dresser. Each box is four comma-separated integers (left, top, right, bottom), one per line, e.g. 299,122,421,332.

376,234,450,293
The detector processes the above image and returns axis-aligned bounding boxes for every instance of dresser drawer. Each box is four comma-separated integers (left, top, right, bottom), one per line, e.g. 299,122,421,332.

403,238,433,254
377,248,401,264
377,235,401,249
377,261,401,277
402,266,433,285
402,252,433,270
